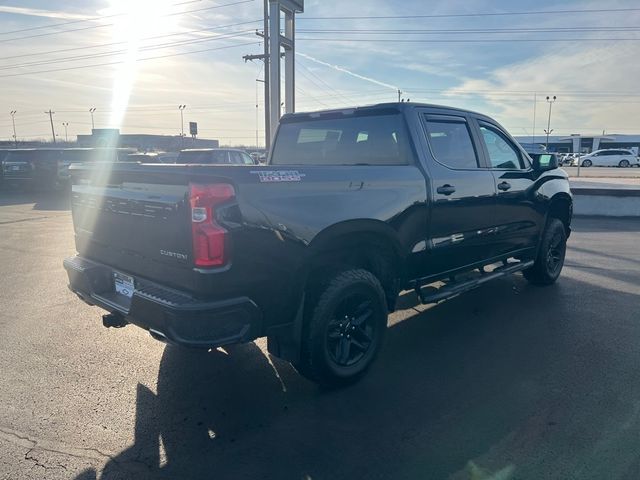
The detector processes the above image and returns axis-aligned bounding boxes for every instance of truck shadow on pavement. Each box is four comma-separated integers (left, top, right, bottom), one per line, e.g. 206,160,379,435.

0,188,70,211
74,274,640,480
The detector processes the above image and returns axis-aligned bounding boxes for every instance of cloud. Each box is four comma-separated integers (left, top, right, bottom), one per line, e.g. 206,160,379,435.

0,6,91,21
445,42,640,134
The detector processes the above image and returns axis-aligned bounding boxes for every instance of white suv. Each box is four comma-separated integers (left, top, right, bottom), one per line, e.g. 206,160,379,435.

579,149,639,168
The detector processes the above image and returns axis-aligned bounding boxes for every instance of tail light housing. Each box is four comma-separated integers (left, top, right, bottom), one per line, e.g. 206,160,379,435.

189,183,235,267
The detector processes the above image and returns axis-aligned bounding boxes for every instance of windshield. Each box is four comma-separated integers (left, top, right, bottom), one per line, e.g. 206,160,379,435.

271,113,411,165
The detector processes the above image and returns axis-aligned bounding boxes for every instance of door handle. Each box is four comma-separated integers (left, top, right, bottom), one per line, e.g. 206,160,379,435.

436,184,456,195
497,181,511,191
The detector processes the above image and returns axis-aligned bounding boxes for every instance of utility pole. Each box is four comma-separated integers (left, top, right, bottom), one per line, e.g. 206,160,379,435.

178,105,186,149
531,93,536,147
397,89,402,102
544,95,556,150
244,0,303,150
45,109,56,144
89,107,96,130
62,122,69,143
263,0,270,150
10,110,17,148
256,78,264,150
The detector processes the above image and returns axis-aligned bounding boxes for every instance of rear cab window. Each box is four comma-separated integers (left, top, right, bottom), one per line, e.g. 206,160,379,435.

422,116,479,169
271,112,411,165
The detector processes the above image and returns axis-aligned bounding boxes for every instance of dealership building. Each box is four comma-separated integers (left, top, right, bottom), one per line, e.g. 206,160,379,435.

514,133,640,155
76,129,219,151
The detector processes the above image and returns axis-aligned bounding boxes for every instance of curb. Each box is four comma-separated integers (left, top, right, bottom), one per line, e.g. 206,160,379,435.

571,187,640,217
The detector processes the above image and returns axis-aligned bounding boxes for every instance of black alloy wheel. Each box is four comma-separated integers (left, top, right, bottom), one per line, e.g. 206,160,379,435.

326,294,377,367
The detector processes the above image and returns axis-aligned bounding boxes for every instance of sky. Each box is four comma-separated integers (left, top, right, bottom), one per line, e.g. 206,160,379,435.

0,0,639,146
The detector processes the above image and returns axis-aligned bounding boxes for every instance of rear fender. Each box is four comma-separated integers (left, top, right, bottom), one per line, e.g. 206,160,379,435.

267,219,405,363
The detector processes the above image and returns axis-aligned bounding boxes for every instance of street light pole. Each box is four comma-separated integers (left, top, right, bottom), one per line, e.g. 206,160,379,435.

89,107,96,130
10,110,17,148
62,122,69,143
545,95,557,150
178,105,186,148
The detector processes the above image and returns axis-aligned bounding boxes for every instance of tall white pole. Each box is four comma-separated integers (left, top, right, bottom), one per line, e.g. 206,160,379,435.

263,0,271,150
531,93,536,147
284,10,295,114
268,1,280,146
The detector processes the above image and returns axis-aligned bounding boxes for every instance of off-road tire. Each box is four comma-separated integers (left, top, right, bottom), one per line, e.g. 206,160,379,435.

524,218,567,285
295,269,387,387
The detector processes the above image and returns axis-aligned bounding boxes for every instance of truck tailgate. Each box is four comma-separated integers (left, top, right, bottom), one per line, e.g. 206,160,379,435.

70,163,236,296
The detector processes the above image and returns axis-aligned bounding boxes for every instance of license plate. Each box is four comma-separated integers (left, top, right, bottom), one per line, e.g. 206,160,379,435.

114,272,135,298
11,165,19,171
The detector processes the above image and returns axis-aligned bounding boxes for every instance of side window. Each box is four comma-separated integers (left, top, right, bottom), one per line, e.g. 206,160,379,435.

423,117,479,169
479,125,524,169
241,153,256,165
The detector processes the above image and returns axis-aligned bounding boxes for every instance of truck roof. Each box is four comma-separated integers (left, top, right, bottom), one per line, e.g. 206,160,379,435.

180,148,246,153
281,102,492,123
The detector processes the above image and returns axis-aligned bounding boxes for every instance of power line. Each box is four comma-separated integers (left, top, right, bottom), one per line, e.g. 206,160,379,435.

0,0,255,44
0,0,204,36
299,7,640,20
297,59,353,104
295,86,332,108
0,30,255,71
0,19,261,62
298,37,640,43
0,41,259,79
298,26,640,34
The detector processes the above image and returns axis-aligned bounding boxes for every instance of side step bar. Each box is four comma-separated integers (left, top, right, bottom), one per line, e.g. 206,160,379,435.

416,260,534,305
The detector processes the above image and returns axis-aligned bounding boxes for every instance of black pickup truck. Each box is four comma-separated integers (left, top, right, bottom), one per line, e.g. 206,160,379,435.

64,103,572,386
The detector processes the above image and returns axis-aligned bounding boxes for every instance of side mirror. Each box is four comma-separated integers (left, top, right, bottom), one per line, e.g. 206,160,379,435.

533,153,558,171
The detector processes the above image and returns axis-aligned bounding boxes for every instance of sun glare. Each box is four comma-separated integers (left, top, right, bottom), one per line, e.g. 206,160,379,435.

105,0,180,130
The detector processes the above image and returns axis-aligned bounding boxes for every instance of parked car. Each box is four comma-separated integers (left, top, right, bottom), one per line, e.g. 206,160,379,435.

0,149,12,187
177,148,257,165
64,102,572,386
530,152,559,169
578,149,639,168
555,152,571,166
249,151,267,164
125,152,160,163
1,149,65,190
156,152,180,164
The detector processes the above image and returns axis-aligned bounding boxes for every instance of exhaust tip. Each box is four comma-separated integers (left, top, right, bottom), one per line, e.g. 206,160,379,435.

149,329,169,343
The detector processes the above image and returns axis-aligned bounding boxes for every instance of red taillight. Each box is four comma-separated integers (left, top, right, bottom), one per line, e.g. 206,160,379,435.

189,183,235,267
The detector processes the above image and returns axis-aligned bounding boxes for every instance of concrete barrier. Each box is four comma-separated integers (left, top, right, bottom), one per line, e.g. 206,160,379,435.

571,187,640,217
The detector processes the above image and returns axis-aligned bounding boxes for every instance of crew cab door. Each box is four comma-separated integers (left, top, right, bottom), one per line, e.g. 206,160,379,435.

415,110,497,275
472,118,543,258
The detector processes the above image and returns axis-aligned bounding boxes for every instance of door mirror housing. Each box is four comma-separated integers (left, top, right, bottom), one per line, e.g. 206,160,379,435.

532,153,558,171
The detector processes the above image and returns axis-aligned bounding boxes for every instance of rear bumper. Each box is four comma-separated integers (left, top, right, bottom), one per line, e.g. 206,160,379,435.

63,255,261,348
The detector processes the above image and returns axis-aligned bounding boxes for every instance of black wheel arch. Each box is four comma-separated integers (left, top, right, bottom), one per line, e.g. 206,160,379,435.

267,220,405,363
305,220,406,311
546,193,573,237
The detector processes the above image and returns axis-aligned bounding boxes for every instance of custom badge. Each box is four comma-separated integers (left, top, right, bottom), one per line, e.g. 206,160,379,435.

251,170,306,183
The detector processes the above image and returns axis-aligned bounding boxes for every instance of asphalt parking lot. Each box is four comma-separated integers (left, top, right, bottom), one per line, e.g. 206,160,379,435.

1,189,639,480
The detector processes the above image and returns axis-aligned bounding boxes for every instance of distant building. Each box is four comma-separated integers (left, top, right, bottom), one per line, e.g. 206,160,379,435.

514,134,640,155
76,129,219,151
